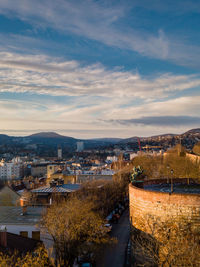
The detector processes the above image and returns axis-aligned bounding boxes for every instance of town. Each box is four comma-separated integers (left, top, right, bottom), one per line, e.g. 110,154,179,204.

0,129,200,266
0,1,200,266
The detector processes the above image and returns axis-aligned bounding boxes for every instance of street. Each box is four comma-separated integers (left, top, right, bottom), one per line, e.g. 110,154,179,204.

96,209,130,267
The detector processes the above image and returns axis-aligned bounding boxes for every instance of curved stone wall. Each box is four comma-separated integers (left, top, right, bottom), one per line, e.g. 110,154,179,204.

129,181,200,232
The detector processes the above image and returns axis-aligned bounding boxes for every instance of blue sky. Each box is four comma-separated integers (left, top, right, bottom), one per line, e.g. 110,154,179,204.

0,0,200,138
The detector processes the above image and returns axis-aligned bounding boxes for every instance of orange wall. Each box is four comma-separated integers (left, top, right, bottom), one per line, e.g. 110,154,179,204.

129,183,200,232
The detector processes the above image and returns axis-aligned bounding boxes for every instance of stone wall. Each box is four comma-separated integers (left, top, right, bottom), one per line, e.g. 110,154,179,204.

129,182,200,232
186,152,200,164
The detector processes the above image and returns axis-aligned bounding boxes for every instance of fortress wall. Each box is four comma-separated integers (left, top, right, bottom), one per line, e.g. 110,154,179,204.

186,152,200,163
129,183,200,232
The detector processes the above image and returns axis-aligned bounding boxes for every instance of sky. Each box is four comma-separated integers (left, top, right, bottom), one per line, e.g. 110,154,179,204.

0,0,200,138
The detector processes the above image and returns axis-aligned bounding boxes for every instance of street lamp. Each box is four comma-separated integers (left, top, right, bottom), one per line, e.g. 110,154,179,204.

167,165,170,183
171,169,174,193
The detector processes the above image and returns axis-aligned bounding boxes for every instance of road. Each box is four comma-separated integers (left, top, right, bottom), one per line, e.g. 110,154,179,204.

96,209,130,267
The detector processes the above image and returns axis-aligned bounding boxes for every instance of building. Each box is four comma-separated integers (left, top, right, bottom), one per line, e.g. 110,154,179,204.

31,182,81,204
0,227,41,254
106,156,118,163
0,160,24,180
0,184,21,206
31,163,48,177
76,141,84,152
0,206,48,249
129,179,200,265
57,147,62,159
47,164,60,179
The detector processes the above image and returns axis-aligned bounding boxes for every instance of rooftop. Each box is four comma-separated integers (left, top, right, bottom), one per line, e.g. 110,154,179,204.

144,183,200,194
0,206,44,225
0,232,41,254
31,183,81,193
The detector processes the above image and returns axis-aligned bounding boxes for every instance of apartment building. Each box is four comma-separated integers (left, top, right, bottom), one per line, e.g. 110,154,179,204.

0,160,24,180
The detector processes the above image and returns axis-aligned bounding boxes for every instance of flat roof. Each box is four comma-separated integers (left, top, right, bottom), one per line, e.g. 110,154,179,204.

0,206,44,225
144,183,200,194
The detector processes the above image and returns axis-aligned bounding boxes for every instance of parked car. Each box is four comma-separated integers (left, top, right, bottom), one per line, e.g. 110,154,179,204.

81,263,92,267
104,223,112,232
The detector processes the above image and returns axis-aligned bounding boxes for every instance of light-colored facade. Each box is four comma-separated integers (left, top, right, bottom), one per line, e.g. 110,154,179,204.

31,163,47,177
76,141,84,152
47,165,60,179
57,148,62,159
106,156,118,162
0,161,24,180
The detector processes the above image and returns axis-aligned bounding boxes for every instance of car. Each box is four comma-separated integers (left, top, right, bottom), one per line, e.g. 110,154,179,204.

104,223,112,232
81,263,92,267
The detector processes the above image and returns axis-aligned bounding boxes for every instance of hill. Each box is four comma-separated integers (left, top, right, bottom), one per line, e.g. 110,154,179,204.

28,132,67,139
0,134,11,142
0,128,200,153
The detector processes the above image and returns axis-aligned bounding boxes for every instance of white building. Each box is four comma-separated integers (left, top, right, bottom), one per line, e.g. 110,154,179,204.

57,147,62,159
0,160,24,180
106,156,118,163
129,153,138,160
101,169,115,175
76,141,84,152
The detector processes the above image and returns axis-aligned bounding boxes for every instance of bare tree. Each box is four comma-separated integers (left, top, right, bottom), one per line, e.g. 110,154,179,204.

131,214,200,266
41,196,112,267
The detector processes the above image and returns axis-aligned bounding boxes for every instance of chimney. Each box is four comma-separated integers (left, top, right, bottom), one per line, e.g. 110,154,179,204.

0,226,7,247
32,231,40,241
58,178,64,185
20,197,28,215
50,181,57,188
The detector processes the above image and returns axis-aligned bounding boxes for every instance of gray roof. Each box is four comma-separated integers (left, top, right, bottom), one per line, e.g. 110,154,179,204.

0,206,44,225
31,184,81,193
62,184,81,191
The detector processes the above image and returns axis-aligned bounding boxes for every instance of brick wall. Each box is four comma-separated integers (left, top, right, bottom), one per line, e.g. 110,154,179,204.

129,182,200,232
186,152,200,164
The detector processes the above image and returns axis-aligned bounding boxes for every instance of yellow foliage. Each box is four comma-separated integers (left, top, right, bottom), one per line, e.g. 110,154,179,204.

0,246,52,267
41,196,112,267
131,214,200,266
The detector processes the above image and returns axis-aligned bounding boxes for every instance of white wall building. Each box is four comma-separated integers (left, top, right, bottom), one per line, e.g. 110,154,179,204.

0,160,24,180
106,156,118,162
76,141,84,152
57,147,62,159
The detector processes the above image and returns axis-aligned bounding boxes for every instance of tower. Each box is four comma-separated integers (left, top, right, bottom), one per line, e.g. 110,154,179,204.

76,141,84,152
57,147,62,159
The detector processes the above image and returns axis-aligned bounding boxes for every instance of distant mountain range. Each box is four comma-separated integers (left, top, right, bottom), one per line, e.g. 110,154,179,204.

0,128,199,150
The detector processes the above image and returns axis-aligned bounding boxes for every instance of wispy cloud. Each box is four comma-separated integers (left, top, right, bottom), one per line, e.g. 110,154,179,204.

110,116,200,126
0,87,200,138
1,52,200,99
102,96,200,120
0,0,200,67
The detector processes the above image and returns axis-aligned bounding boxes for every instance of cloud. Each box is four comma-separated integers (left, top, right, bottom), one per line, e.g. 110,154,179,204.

0,94,199,138
101,96,200,122
111,116,200,126
0,1,200,67
0,51,200,99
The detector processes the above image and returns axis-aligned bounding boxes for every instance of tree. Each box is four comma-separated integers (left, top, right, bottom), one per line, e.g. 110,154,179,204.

41,196,112,267
119,148,200,180
78,179,128,217
193,142,200,155
163,151,200,179
131,214,200,266
0,246,52,267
